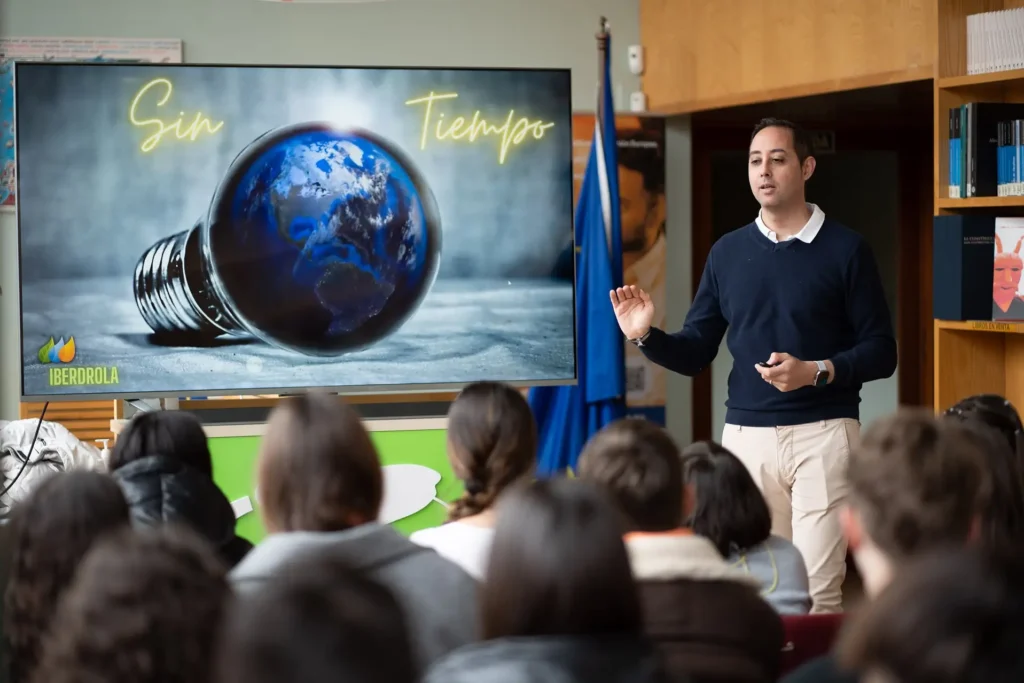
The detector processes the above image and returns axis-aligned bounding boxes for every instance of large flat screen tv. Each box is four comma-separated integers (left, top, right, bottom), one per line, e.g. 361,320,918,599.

15,63,575,401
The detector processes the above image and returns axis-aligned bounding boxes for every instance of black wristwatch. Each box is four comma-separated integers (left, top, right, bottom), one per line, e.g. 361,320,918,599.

813,360,830,387
628,330,652,347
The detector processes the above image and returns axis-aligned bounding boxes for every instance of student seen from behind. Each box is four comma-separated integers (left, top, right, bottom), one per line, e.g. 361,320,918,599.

230,392,478,675
579,419,783,683
29,527,230,683
218,556,416,683
410,381,537,580
680,440,811,615
109,410,252,567
4,472,130,683
943,393,1024,548
782,410,992,683
425,479,668,683
837,545,1024,683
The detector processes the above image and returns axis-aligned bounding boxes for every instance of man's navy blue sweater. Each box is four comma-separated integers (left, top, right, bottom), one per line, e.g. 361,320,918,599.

641,220,897,427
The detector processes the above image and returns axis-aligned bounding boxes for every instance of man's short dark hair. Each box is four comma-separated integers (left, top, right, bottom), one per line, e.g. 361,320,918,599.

848,410,992,561
577,418,683,532
750,117,811,163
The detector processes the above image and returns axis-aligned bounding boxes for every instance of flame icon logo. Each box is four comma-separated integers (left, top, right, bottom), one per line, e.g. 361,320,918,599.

38,337,76,364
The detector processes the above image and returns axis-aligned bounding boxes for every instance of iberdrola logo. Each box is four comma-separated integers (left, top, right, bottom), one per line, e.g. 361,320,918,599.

38,336,76,364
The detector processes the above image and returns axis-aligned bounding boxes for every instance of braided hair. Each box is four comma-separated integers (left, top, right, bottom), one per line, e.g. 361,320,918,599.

446,382,537,522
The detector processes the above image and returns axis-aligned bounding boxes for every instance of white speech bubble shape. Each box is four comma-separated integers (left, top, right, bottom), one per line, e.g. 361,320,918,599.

379,464,445,524
231,496,254,519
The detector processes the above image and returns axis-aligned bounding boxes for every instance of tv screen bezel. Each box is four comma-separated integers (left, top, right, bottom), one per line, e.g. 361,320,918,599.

13,61,578,402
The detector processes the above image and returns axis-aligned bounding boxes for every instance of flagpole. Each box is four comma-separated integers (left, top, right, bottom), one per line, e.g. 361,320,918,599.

597,17,610,125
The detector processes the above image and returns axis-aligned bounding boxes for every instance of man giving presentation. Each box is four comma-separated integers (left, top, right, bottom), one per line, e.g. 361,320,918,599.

610,118,897,613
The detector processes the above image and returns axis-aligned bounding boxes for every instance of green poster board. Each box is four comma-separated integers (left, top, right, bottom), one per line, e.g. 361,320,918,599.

209,429,460,543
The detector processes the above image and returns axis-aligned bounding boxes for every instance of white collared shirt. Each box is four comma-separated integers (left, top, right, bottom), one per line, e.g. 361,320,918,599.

756,203,825,243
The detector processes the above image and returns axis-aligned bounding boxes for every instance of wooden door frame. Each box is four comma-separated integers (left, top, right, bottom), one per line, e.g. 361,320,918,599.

688,124,933,441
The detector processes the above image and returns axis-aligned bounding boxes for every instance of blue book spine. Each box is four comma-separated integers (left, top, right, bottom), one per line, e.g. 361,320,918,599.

1013,120,1019,196
950,108,957,197
955,110,962,197
1003,121,1011,196
1007,119,1015,194
1013,120,1018,196
1005,122,1010,195
952,112,957,197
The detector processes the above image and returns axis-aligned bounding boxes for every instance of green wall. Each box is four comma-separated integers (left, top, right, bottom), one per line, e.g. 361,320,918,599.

209,429,461,543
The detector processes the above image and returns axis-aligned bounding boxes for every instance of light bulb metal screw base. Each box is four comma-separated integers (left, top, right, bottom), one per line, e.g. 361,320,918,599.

133,223,236,341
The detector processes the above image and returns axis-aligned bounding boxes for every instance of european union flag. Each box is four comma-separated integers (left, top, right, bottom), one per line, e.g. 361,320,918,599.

529,20,626,476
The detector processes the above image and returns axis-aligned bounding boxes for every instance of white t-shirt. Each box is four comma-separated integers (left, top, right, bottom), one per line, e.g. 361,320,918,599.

409,522,495,581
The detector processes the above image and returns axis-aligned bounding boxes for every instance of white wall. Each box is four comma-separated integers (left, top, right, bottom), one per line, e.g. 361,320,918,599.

2,0,697,433
663,116,693,446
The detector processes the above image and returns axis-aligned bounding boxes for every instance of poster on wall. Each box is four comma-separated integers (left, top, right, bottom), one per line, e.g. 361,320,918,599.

573,114,667,424
0,37,183,211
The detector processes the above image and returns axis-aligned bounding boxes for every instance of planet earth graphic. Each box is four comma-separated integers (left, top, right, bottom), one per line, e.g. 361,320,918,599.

208,124,441,356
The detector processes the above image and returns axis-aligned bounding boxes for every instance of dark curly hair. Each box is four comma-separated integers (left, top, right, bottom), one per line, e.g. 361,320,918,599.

29,527,230,683
4,471,129,683
445,382,537,522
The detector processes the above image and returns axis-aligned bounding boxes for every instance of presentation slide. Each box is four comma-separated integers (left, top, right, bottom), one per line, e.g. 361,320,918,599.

16,63,575,399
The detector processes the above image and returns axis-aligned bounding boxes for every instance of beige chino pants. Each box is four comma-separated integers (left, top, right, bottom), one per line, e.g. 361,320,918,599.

722,418,858,614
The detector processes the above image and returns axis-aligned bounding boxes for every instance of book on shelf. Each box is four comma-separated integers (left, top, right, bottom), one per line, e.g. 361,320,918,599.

967,8,1024,75
934,215,1024,321
947,103,1024,198
997,120,1024,197
949,107,961,198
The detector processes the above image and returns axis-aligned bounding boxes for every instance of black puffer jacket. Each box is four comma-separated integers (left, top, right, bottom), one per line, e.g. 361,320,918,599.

111,455,252,567
424,635,674,683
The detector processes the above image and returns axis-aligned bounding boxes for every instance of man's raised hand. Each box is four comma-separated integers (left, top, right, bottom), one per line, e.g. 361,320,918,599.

609,285,655,340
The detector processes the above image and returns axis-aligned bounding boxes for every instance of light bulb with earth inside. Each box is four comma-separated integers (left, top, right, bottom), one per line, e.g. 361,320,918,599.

133,122,442,356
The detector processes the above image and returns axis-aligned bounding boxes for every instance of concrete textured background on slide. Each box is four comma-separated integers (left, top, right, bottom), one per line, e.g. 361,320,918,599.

22,277,574,397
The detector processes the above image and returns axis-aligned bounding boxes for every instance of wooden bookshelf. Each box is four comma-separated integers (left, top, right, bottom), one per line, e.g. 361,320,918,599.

936,196,1024,209
939,68,1024,89
933,320,1024,412
933,0,1024,413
